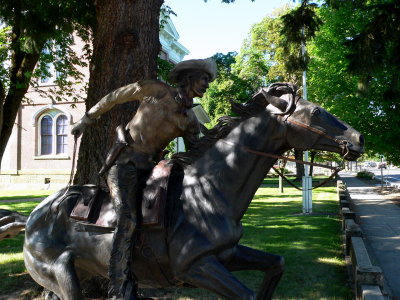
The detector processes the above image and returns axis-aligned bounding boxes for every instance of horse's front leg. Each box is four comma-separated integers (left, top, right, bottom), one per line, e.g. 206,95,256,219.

225,244,284,300
176,255,256,300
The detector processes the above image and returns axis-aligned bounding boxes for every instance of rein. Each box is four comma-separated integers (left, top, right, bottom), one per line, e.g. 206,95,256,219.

46,135,78,220
243,146,341,191
68,134,78,186
243,147,338,171
271,166,340,191
244,115,348,190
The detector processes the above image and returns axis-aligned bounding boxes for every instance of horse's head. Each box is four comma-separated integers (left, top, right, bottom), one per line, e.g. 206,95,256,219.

255,84,364,160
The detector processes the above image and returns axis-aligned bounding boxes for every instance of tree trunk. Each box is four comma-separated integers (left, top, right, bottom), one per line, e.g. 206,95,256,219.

74,0,164,186
0,8,42,169
294,149,304,181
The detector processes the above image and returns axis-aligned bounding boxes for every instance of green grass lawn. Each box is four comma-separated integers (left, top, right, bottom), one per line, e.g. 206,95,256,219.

0,179,351,299
242,178,350,299
0,189,55,201
0,199,44,298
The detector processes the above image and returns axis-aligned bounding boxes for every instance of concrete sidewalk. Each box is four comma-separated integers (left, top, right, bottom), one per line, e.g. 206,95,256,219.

340,173,400,299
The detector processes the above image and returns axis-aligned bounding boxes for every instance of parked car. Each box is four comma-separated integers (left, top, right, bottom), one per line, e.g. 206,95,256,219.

378,162,387,169
363,161,377,168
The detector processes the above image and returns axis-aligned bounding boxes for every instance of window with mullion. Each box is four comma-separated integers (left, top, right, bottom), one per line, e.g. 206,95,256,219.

56,115,68,154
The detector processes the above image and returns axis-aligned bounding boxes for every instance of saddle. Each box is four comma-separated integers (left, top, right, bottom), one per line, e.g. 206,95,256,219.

141,160,173,227
69,185,116,231
70,160,174,231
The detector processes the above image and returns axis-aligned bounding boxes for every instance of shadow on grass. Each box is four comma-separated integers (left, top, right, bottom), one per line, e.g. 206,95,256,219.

262,176,338,188
252,194,300,200
0,235,43,297
0,202,43,297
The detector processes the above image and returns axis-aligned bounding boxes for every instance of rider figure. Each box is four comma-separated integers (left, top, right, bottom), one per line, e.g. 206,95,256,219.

71,58,217,300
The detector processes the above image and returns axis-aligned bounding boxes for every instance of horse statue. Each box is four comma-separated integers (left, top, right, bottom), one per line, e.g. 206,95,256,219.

22,84,364,300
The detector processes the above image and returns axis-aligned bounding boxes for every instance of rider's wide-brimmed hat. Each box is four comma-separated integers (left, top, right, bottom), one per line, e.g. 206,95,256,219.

168,58,217,84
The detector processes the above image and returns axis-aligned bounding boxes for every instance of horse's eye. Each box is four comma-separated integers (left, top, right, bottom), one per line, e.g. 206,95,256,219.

312,107,321,116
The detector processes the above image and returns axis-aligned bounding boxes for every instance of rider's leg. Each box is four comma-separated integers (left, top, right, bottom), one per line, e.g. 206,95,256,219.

107,161,138,300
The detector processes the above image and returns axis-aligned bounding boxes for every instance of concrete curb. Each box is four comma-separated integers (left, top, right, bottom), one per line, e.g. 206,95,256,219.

337,180,386,300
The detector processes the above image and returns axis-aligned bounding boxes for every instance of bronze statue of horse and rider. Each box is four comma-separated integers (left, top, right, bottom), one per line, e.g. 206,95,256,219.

21,83,364,300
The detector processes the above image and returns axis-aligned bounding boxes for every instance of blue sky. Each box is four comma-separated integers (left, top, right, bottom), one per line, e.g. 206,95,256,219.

164,0,291,59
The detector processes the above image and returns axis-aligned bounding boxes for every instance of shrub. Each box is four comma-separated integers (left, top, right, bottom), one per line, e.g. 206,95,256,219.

356,170,374,180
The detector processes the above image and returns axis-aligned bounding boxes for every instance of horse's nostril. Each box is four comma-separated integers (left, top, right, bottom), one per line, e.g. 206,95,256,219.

359,134,365,145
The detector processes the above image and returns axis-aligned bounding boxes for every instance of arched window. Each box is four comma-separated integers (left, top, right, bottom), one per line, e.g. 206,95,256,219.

40,116,53,155
38,111,69,156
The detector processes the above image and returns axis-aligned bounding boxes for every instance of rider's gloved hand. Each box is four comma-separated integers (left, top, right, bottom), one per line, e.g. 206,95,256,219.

71,113,95,138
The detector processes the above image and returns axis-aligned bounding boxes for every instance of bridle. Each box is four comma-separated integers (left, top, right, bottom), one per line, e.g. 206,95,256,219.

222,93,353,190
265,116,351,190
286,118,352,160
244,104,355,190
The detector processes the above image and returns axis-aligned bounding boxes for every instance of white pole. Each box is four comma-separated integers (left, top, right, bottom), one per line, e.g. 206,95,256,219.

302,151,312,214
304,148,309,175
279,161,284,193
301,23,312,214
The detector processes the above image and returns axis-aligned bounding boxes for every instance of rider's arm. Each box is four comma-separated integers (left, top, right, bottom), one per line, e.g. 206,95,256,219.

71,80,164,137
86,80,160,120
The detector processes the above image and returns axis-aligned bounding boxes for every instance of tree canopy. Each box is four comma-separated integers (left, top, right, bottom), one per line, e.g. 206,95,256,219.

305,0,400,163
200,52,254,125
202,5,303,125
203,0,400,165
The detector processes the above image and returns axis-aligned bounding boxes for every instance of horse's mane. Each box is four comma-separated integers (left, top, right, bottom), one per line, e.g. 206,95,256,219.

171,98,268,167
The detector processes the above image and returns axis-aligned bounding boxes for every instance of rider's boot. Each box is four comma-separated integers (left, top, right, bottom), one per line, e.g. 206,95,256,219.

108,211,138,300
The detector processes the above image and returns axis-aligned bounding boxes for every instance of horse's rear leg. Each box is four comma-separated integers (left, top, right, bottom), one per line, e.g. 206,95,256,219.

177,255,256,300
52,251,84,300
225,244,284,300
24,249,83,300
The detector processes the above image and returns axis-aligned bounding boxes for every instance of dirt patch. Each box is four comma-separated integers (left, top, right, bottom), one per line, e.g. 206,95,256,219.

0,281,43,300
